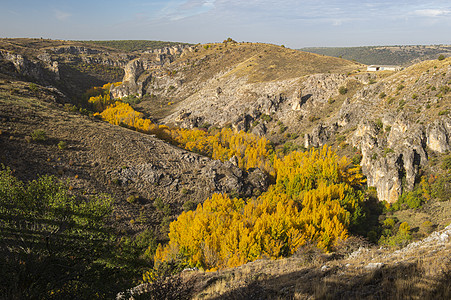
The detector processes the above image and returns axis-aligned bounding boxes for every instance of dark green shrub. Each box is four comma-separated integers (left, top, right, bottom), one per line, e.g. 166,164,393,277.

431,174,451,201
336,135,346,142
121,94,141,105
391,188,423,211
352,153,363,165
28,83,38,93
154,197,171,215
57,140,67,149
338,86,348,95
126,195,137,203
440,85,450,94
182,200,197,212
260,114,272,122
383,148,394,157
442,154,451,170
375,119,383,131
438,54,445,61
0,166,142,298
31,129,47,142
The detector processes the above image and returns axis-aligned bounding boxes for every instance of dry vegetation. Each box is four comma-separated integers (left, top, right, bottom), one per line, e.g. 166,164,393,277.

175,42,363,84
1,39,451,299
136,227,450,300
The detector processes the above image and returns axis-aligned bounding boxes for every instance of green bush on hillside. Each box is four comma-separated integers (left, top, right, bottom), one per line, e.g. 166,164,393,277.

0,165,152,298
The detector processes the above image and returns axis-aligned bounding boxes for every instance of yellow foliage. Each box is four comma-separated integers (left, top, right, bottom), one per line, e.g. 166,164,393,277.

155,146,366,270
90,85,368,272
86,82,122,112
96,102,274,174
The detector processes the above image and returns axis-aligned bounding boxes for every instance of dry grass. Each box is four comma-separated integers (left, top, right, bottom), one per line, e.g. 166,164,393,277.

161,227,451,300
175,43,363,85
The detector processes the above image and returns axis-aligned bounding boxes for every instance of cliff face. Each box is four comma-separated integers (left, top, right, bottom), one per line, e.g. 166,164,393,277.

0,49,60,82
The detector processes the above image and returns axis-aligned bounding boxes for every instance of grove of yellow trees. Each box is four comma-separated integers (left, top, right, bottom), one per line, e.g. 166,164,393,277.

154,146,366,270
96,101,274,174
90,84,367,272
86,82,122,112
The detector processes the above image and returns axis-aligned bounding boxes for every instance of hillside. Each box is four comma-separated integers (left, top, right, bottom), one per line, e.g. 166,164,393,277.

0,38,450,299
301,45,451,66
130,224,451,299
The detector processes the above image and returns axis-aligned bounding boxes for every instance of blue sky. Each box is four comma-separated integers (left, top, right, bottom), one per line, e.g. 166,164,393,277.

1,0,451,48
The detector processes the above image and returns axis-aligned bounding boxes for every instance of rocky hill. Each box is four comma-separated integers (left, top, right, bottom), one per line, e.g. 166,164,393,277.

0,38,450,299
103,41,450,204
0,79,266,241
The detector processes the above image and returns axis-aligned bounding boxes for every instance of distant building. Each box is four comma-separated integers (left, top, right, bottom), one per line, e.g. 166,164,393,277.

367,65,402,71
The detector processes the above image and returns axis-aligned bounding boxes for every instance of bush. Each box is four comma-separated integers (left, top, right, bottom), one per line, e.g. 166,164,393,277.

57,140,67,150
391,188,423,211
279,123,287,134
336,135,346,142
438,54,445,61
338,86,348,95
420,221,434,234
442,154,451,170
308,115,319,122
375,119,383,132
28,83,38,93
440,85,450,94
0,166,142,298
352,153,363,165
431,174,451,201
127,195,137,204
383,147,394,157
121,94,141,105
182,200,197,212
378,221,412,248
260,114,272,122
31,129,47,142
154,197,171,215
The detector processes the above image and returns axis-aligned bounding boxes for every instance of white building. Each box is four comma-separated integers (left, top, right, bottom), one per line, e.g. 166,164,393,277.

367,65,402,71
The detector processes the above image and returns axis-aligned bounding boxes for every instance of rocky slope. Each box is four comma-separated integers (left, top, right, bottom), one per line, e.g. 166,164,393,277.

1,38,450,204
109,42,450,203
121,224,451,299
1,39,450,299
0,79,266,237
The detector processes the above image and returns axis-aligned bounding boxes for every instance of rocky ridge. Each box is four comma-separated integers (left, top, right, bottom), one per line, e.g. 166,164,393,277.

1,39,450,203
109,45,450,202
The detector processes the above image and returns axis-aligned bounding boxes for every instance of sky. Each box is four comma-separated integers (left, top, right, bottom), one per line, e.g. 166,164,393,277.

1,0,451,48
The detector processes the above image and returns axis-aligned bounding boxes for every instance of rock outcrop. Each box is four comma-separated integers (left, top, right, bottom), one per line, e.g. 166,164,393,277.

0,50,59,82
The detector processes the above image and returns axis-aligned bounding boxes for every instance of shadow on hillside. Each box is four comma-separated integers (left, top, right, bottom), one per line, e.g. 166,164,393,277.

0,135,87,182
207,260,450,300
0,193,146,299
300,94,312,106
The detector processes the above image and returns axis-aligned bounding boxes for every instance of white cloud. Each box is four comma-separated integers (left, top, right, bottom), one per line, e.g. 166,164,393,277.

413,9,451,17
54,9,71,21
